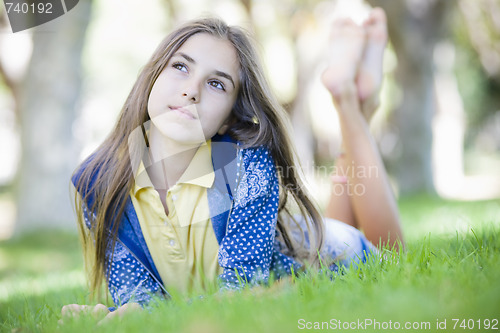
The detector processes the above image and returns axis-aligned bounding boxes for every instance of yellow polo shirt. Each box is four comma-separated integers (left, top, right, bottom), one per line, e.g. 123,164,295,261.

130,141,222,294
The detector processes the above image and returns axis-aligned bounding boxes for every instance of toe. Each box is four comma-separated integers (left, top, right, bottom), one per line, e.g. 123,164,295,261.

334,18,356,27
363,7,386,27
364,8,388,42
369,8,387,26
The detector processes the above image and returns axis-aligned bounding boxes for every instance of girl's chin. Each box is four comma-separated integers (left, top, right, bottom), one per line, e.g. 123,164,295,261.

150,121,204,141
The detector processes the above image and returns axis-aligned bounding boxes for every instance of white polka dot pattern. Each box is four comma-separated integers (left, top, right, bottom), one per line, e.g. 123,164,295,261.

98,144,376,309
106,241,162,307
217,146,279,289
234,150,270,208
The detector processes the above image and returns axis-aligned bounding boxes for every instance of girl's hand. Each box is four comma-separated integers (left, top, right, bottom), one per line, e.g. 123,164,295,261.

59,304,109,325
96,302,141,325
59,303,141,326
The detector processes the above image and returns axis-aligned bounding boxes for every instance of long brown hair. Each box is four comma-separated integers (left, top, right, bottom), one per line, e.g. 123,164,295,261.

73,17,324,295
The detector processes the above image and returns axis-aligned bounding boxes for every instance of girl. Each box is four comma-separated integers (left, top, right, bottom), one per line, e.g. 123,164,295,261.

63,8,403,321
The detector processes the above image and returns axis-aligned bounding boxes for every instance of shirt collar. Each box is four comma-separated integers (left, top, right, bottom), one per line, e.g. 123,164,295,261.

177,140,214,188
132,140,214,195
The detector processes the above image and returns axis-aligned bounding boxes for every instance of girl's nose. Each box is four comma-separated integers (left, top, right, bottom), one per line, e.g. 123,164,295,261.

182,81,200,103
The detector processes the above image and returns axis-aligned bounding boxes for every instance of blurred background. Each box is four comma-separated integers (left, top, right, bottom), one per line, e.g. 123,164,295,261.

0,0,499,241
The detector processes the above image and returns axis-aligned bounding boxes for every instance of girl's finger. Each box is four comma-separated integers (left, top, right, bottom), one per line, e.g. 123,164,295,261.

97,302,141,326
97,308,121,326
92,304,110,319
61,304,87,317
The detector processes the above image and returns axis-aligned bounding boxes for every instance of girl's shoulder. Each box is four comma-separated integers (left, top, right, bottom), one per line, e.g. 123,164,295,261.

211,133,274,170
71,153,100,188
71,153,109,211
240,145,274,168
233,144,278,209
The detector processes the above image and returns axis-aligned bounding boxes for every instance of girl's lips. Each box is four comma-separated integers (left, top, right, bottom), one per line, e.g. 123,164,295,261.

170,106,196,120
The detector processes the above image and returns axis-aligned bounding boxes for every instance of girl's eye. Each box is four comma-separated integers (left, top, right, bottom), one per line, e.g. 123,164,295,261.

208,80,225,91
172,62,188,72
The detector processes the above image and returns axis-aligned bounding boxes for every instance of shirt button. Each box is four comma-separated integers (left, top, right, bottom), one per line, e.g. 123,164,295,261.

169,239,176,246
172,194,178,201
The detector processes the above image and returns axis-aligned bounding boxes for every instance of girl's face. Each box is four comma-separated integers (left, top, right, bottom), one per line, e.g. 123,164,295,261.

147,33,240,145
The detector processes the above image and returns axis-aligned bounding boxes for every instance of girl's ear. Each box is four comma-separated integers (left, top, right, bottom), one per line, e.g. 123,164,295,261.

217,124,229,135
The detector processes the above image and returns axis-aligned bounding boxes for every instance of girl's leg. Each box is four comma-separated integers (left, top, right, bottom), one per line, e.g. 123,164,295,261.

322,8,404,249
321,18,366,100
322,18,366,228
325,8,386,227
357,8,387,119
325,152,357,228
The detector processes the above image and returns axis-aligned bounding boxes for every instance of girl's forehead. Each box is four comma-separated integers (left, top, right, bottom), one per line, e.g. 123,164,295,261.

176,33,240,76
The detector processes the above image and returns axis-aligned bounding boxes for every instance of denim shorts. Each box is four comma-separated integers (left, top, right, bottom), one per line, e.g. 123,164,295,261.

286,216,378,268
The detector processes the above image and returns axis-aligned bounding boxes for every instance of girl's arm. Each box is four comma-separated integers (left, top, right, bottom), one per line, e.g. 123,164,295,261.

106,240,164,308
59,242,162,324
60,303,141,325
217,146,280,290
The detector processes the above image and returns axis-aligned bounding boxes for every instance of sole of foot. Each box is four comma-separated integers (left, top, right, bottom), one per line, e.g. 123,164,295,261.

356,7,388,121
321,18,366,100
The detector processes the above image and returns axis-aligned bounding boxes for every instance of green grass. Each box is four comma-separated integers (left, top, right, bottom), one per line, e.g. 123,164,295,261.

1,195,500,332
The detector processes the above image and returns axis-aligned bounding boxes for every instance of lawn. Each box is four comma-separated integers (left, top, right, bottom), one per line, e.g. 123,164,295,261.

1,195,499,332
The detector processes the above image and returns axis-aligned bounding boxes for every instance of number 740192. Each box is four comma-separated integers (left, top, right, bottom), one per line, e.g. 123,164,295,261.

5,2,53,14
452,319,498,330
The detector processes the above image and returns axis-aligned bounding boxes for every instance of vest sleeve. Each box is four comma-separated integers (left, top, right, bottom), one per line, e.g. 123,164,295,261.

217,146,279,290
106,240,165,309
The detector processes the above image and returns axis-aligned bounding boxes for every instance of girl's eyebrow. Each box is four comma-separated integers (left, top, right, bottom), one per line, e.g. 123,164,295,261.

174,52,236,89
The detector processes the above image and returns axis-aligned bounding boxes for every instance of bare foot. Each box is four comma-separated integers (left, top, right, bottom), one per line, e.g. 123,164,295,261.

321,18,366,99
356,8,388,121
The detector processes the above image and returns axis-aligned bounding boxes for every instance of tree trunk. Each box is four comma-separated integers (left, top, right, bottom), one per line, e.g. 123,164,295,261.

15,1,92,233
366,0,452,194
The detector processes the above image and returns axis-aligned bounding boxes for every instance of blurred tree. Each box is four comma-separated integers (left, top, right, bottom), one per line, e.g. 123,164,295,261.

0,1,93,233
288,7,319,170
161,0,179,23
459,0,500,81
365,0,455,194
245,0,318,168
0,12,20,103
455,0,500,147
